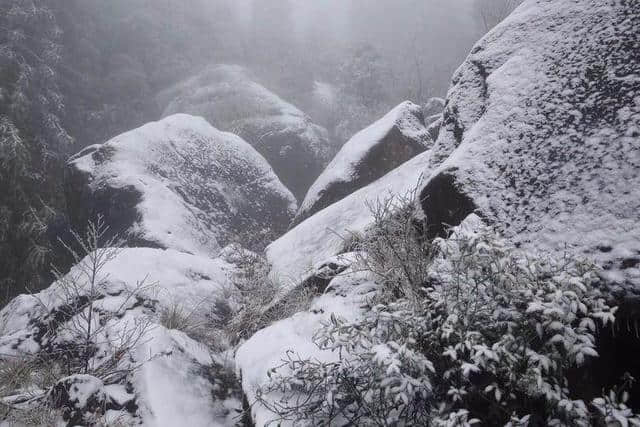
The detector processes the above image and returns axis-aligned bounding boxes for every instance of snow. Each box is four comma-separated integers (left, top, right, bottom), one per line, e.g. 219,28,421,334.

158,65,332,198
236,269,376,426
134,327,240,427
419,0,640,290
64,375,105,409
68,114,296,255
296,101,431,222
267,149,437,287
0,247,233,344
0,247,241,426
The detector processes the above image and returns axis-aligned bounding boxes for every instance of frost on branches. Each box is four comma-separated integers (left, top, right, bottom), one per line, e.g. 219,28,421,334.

256,204,639,426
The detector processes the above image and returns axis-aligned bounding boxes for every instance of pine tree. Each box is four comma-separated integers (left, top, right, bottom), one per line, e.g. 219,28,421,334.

0,0,71,303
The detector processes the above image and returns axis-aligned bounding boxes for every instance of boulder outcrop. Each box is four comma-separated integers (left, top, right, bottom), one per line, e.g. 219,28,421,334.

418,0,640,291
65,114,297,255
293,101,431,226
159,65,332,199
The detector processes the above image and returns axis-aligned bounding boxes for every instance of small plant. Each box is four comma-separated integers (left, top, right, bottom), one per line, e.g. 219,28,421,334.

158,297,223,349
256,193,638,426
1,217,155,423
220,244,313,345
222,245,284,343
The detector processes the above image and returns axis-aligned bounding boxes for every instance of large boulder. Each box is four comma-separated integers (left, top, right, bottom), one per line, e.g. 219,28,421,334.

293,101,432,226
417,0,640,291
65,114,297,255
159,65,332,200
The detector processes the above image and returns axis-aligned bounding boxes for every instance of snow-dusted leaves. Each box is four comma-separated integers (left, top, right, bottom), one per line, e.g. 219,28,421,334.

256,217,637,426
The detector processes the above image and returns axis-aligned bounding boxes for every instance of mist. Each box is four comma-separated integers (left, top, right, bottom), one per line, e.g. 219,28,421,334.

55,0,485,149
3,0,638,424
0,0,507,303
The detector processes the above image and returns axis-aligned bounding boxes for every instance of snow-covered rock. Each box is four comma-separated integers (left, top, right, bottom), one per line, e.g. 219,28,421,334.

65,114,296,255
159,65,332,199
267,150,439,287
0,247,241,426
418,0,640,291
293,101,431,226
48,374,137,426
423,97,445,126
236,269,376,426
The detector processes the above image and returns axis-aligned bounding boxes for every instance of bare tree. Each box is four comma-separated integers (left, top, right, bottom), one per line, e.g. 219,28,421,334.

0,217,156,422
45,216,154,382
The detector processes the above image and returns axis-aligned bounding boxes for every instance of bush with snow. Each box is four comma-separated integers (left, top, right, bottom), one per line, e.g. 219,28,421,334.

219,245,314,346
256,194,638,426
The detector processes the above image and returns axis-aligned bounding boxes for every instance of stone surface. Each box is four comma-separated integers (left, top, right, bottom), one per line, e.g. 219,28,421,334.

65,114,296,255
159,65,332,199
293,101,431,226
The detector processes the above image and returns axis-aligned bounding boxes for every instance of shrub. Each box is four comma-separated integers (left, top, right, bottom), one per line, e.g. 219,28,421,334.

221,244,313,345
1,217,154,423
256,194,638,426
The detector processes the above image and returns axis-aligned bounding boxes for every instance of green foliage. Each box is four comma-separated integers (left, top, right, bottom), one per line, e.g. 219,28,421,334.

257,197,638,426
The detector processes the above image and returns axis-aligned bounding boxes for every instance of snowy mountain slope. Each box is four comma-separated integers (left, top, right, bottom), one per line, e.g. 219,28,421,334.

293,101,431,226
0,247,241,426
65,114,296,255
418,0,640,291
159,65,332,199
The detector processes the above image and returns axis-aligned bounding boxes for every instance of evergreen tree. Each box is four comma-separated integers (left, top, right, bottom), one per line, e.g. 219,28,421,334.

0,0,71,302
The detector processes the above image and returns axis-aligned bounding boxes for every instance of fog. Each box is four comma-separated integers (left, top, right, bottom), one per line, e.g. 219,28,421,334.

50,0,495,149
137,0,486,142
0,0,515,299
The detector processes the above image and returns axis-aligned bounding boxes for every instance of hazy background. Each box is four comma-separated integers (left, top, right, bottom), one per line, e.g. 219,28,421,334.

0,0,517,302
54,0,489,148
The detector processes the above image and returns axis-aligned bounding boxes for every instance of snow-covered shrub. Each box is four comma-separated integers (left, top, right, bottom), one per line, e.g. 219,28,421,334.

43,217,154,381
159,300,209,338
256,195,638,426
353,189,434,303
221,245,313,346
220,245,279,344
1,217,154,422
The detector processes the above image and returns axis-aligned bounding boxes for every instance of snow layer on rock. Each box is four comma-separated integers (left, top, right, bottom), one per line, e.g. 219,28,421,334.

236,270,376,426
419,0,640,291
158,65,332,199
294,101,431,225
134,327,240,427
0,248,241,426
267,150,437,286
0,247,232,355
67,114,296,256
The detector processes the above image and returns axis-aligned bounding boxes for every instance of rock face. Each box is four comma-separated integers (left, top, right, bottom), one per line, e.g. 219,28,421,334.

65,114,297,255
417,0,640,291
0,247,242,426
159,65,332,200
423,97,445,125
293,101,431,226
267,150,437,286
